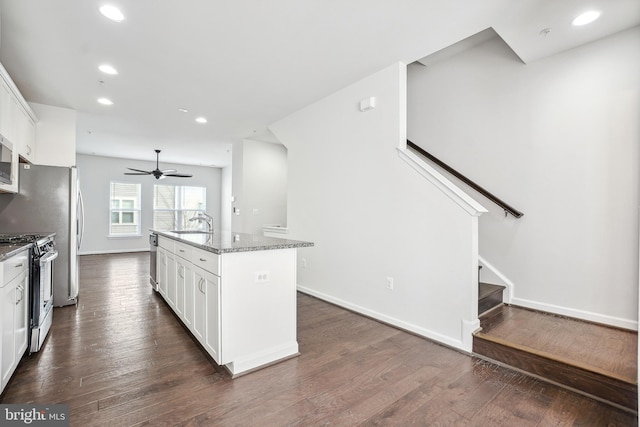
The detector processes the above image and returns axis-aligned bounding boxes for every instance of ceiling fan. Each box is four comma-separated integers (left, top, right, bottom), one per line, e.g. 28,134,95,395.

124,149,193,180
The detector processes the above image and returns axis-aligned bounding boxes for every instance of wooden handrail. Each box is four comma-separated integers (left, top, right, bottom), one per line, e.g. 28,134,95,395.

406,140,524,218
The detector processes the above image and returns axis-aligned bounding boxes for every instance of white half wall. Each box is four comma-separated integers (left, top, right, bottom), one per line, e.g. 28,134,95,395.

271,62,481,351
76,154,222,254
408,26,640,328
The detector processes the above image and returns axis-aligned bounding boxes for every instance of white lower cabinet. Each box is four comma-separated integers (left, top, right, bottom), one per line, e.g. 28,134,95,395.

157,237,221,365
165,251,176,309
175,257,188,319
203,270,220,362
157,247,167,297
1,249,30,394
192,267,206,344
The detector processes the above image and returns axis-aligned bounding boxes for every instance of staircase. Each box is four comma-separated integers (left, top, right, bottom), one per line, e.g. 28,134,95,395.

473,304,638,412
478,282,505,315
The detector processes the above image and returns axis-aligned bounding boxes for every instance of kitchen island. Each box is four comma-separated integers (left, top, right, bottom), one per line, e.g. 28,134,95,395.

153,230,313,377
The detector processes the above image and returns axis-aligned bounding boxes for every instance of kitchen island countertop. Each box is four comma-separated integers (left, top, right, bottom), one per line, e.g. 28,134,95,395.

153,230,313,255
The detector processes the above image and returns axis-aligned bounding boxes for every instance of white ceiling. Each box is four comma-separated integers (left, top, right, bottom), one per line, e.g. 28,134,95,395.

0,0,638,167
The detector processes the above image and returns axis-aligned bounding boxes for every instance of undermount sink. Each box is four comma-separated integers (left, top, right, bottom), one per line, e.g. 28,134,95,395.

170,230,214,235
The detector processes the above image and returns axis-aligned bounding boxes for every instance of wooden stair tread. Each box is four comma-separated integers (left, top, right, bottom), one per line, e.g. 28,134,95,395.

476,305,637,382
478,282,505,315
473,305,638,411
478,282,505,299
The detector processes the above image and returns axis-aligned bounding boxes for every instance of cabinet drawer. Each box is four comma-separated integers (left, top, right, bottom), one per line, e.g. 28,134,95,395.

157,236,174,252
174,241,192,260
1,249,29,286
190,250,219,276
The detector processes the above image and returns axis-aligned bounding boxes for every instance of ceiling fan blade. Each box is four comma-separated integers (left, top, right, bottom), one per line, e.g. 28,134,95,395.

161,169,177,173
126,167,152,174
124,172,152,175
164,172,193,178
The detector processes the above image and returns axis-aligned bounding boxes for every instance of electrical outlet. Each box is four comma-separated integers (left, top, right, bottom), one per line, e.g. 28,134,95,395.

254,271,271,283
302,258,307,268
386,277,394,290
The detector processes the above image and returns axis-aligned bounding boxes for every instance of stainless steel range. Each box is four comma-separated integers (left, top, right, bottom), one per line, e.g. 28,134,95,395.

0,233,57,352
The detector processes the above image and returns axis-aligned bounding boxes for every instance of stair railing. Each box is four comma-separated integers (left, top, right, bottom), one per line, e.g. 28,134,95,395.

406,140,524,218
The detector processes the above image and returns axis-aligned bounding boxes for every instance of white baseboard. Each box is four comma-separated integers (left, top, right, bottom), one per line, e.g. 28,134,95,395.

511,297,638,331
297,285,469,352
79,248,150,255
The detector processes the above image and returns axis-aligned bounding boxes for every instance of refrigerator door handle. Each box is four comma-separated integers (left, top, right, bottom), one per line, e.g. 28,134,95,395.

77,189,85,249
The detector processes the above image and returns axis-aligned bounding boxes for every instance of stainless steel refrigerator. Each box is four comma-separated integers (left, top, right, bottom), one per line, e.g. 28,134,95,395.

0,164,84,306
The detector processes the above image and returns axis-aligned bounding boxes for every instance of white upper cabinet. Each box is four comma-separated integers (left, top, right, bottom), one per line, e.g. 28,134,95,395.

0,62,38,167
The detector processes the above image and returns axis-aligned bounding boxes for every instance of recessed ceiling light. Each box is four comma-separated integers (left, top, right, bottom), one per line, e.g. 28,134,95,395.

572,10,600,26
98,64,118,75
97,97,113,105
99,5,125,22
195,117,207,124
178,108,189,113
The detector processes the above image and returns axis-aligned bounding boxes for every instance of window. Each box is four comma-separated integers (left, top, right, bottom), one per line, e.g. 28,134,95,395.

109,182,141,236
153,185,206,231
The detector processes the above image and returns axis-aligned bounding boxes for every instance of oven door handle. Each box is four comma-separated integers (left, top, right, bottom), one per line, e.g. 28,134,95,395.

39,250,59,263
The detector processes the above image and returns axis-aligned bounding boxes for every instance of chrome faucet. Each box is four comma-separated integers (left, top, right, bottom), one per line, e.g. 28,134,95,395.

189,212,214,233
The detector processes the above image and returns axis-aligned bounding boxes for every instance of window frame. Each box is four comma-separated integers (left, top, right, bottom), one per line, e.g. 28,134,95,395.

153,184,207,231
109,181,142,237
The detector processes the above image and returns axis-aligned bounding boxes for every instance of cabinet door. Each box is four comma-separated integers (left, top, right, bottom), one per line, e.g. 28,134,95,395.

193,267,206,344
1,277,17,388
183,261,194,331
157,248,168,297
204,271,220,364
175,257,188,319
0,78,11,137
166,252,176,309
13,271,29,359
16,107,36,163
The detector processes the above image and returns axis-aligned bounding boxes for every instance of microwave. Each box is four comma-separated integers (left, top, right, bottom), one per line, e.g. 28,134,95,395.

0,134,14,185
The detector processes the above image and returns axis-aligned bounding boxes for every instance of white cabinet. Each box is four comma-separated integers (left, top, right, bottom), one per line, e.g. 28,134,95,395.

157,247,168,297
165,251,176,309
157,237,221,364
175,256,189,319
192,267,206,344
183,260,195,330
0,249,30,394
0,78,13,139
0,61,38,194
203,270,220,362
16,106,36,163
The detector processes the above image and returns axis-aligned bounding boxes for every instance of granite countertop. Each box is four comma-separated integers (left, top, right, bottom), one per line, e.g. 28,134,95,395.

154,230,313,255
0,232,56,261
0,243,31,261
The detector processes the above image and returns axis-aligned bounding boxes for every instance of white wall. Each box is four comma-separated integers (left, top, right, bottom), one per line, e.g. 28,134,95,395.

271,63,481,351
408,27,640,328
231,139,287,235
220,165,233,233
76,154,222,254
29,102,76,167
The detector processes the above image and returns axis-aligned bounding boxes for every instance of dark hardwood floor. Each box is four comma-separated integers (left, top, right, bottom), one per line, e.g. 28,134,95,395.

1,252,636,426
